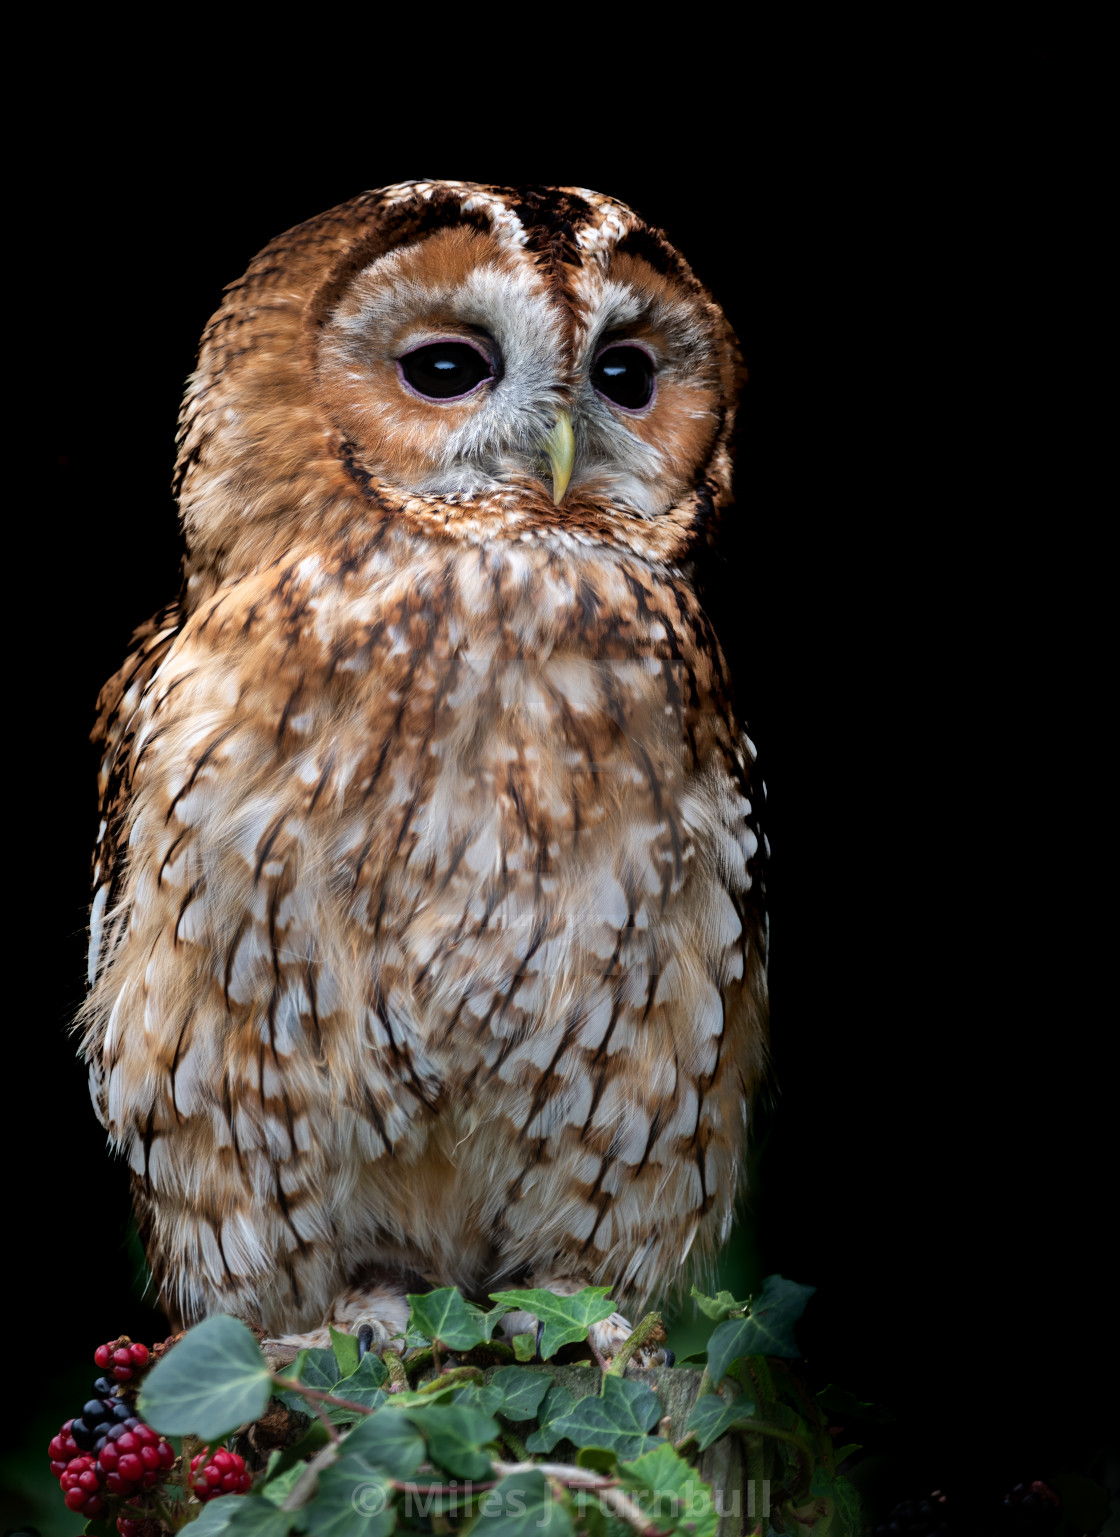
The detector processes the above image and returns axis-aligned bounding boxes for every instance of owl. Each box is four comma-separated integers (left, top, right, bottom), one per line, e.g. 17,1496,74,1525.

79,181,768,1362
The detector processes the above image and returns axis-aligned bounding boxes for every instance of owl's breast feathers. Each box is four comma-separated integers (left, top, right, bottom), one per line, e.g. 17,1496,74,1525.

82,525,765,1323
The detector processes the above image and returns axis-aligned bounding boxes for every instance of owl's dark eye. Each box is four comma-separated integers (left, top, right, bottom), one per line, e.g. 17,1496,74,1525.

592,345,656,411
398,340,495,401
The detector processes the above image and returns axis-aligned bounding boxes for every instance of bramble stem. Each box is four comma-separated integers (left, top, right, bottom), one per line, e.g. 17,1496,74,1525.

383,1349,409,1392
270,1374,374,1420
606,1312,664,1376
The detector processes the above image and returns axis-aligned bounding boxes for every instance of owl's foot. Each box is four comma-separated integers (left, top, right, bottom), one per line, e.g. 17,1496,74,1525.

502,1275,673,1370
263,1281,411,1367
588,1312,674,1371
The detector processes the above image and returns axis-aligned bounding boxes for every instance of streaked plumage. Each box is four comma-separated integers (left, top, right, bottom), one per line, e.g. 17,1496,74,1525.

79,181,768,1353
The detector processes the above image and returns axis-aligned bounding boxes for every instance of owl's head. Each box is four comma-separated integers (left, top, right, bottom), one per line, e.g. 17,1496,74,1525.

176,181,742,589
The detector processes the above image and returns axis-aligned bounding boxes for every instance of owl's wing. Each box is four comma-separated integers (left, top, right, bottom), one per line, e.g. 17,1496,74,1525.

87,597,185,1049
78,565,444,1329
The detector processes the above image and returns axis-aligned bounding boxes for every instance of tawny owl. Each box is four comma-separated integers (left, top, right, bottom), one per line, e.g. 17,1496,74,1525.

79,181,767,1360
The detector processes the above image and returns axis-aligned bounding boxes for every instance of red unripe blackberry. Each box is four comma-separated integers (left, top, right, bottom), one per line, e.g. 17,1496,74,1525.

48,1419,80,1472
60,1454,106,1516
190,1446,252,1499
93,1337,151,1380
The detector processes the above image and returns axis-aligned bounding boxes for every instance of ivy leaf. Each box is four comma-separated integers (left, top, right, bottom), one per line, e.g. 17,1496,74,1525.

706,1275,815,1383
407,1287,495,1350
512,1333,536,1362
188,1497,296,1537
472,1468,574,1537
576,1447,617,1474
258,1461,308,1508
689,1286,750,1322
343,1409,426,1478
831,1443,863,1465
620,1442,718,1537
488,1365,551,1422
545,1375,661,1460
289,1347,341,1393
303,1454,395,1537
683,1391,757,1452
328,1327,360,1381
487,1287,615,1360
137,1316,272,1440
525,1382,574,1453
402,1401,500,1479
273,1345,343,1415
331,1353,388,1415
815,1384,894,1424
452,1382,506,1417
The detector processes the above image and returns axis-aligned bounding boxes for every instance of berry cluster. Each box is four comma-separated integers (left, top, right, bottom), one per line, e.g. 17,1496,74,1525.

1000,1481,1061,1530
95,1338,151,1382
190,1447,253,1500
46,1337,173,1520
874,1489,953,1535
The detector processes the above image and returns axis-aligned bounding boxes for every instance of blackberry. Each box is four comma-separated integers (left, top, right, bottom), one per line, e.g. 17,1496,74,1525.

98,1421,175,1494
874,1489,953,1535
47,1420,80,1479
998,1481,1060,1531
93,1338,150,1381
68,1391,122,1452
59,1454,106,1517
190,1447,252,1499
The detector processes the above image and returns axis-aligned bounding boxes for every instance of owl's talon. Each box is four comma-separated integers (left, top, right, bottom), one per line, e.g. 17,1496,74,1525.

357,1325,374,1361
535,1320,545,1363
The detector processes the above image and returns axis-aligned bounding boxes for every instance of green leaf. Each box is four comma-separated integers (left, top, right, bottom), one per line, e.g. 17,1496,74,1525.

403,1401,501,1479
706,1275,815,1383
689,1285,750,1322
328,1327,360,1381
512,1332,536,1362
303,1454,395,1537
575,1446,617,1474
525,1382,574,1453
488,1365,551,1422
471,1468,574,1537
807,1466,862,1535
815,1384,894,1424
488,1286,616,1360
343,1408,427,1477
407,1287,495,1350
289,1346,341,1393
188,1496,296,1537
544,1374,660,1460
331,1352,389,1414
830,1443,862,1466
258,1461,308,1507
453,1381,506,1417
137,1316,272,1440
620,1441,719,1537
683,1390,758,1451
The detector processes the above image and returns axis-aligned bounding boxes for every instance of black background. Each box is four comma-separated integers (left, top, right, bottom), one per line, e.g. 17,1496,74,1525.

8,42,1113,1533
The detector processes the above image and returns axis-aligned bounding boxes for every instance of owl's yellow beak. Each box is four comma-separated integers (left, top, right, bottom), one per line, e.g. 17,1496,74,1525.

546,411,575,505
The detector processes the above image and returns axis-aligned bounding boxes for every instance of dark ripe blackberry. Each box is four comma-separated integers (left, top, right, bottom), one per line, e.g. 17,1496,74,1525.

69,1418,97,1451
998,1481,1060,1531
93,1375,117,1397
874,1489,954,1535
112,1399,135,1422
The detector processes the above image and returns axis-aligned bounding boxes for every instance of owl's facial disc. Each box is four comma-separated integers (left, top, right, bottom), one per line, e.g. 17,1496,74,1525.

314,221,723,516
